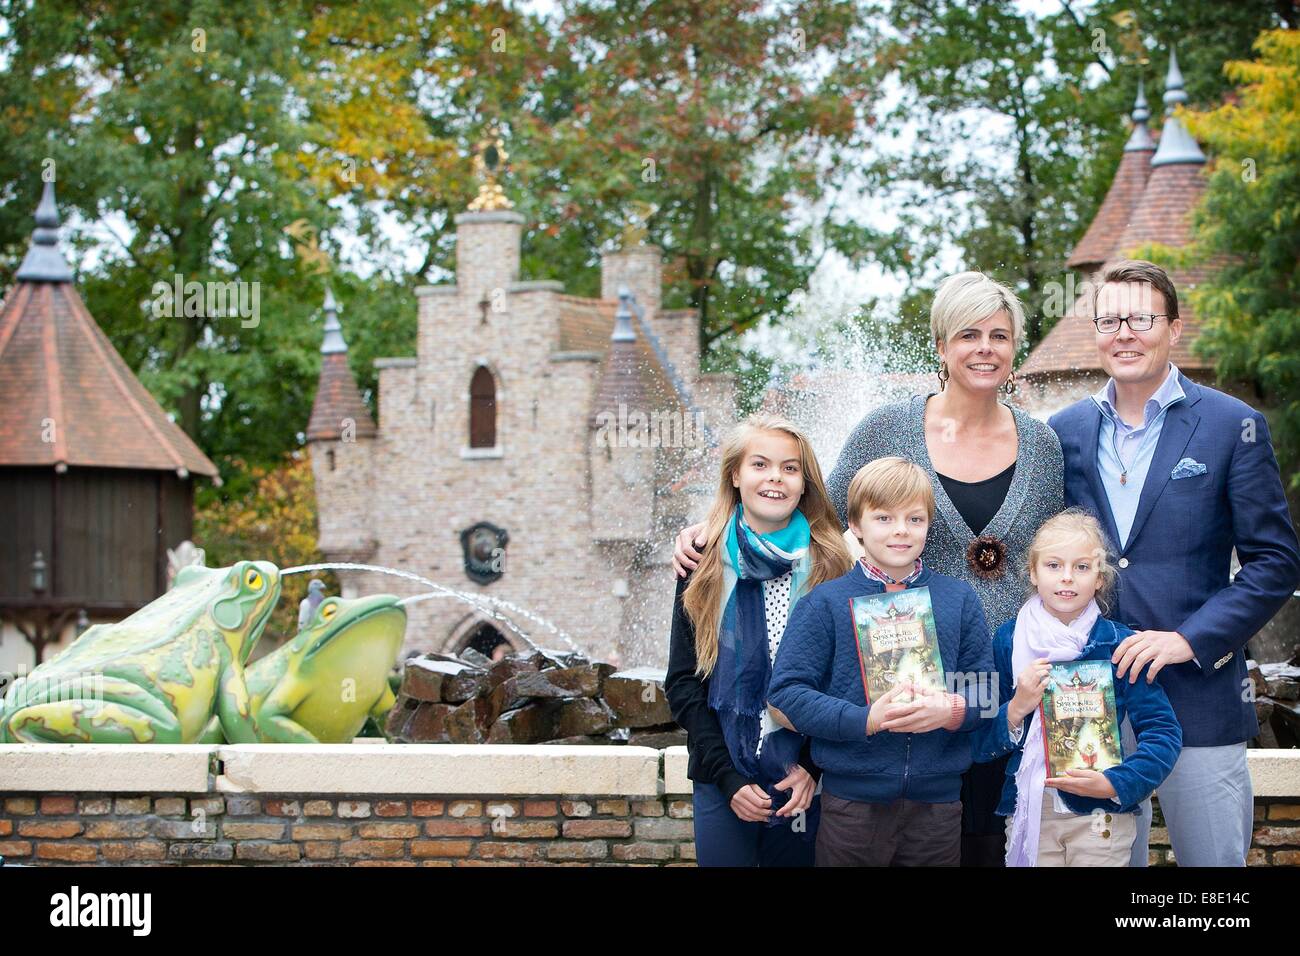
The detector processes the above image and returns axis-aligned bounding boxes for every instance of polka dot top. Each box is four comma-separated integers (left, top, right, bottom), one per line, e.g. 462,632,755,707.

756,570,794,755
762,572,793,663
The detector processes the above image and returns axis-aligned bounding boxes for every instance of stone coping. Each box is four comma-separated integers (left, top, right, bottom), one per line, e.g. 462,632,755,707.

3,744,1296,798
0,744,661,796
0,744,214,793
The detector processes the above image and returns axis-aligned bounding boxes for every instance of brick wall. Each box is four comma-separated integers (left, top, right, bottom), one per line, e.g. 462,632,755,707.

4,791,1299,866
0,792,698,867
1147,798,1300,867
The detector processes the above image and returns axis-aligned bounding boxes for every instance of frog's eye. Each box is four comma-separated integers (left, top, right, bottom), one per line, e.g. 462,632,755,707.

245,568,263,590
320,602,339,622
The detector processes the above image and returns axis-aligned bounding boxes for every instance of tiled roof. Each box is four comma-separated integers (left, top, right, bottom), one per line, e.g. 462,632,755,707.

1022,53,1225,381
586,294,678,428
306,353,377,441
1066,146,1154,272
0,278,219,475
556,294,615,352
1067,80,1158,272
0,181,218,476
307,290,376,441
1022,162,1217,379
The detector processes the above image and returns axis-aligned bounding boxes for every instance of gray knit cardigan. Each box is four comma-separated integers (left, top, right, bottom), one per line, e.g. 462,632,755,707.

825,394,1065,635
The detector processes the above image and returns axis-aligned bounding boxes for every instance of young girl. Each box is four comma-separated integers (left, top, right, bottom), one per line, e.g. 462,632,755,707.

973,508,1182,866
665,413,851,867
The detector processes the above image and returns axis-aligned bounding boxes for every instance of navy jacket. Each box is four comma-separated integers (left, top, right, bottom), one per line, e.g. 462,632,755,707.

1050,374,1300,747
767,564,994,804
972,616,1182,815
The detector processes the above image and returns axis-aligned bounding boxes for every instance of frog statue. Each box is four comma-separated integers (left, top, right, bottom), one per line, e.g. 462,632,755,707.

242,593,406,743
0,562,280,744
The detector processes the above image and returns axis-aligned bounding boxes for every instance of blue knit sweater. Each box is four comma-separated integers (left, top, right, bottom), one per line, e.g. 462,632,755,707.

767,563,995,804
971,616,1182,816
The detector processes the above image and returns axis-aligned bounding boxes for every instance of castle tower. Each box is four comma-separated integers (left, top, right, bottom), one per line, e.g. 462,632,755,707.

306,287,377,583
589,288,659,544
0,180,217,669
1066,77,1157,276
1020,48,1219,394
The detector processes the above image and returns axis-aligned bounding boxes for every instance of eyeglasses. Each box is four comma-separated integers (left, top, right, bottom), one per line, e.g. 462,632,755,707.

1093,313,1170,334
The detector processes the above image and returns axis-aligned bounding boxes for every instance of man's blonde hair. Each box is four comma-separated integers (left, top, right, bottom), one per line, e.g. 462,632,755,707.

846,457,935,526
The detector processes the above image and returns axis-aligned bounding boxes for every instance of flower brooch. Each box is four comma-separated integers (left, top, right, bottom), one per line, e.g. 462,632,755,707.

966,535,1007,581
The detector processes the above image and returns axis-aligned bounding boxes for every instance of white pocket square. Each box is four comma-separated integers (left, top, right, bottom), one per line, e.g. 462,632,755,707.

1171,457,1207,479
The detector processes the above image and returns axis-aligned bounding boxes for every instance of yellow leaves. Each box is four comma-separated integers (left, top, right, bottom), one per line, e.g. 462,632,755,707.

194,453,335,642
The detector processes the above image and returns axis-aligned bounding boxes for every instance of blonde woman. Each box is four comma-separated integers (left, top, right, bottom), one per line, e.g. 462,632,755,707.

665,414,851,867
675,271,1065,866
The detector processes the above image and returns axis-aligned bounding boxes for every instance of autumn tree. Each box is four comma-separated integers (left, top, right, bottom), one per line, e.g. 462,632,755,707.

193,452,337,649
1179,28,1300,487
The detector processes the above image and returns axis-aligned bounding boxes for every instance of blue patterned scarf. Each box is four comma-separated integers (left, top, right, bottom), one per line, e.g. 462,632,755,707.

707,504,813,815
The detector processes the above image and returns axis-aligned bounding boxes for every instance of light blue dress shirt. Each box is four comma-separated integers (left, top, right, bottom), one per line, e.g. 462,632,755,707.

1091,363,1186,550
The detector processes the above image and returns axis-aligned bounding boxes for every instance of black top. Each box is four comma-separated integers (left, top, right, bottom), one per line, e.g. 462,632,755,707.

664,575,819,800
935,462,1016,536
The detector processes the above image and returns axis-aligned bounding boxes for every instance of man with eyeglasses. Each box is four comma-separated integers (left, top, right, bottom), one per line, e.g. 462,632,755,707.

1048,259,1300,866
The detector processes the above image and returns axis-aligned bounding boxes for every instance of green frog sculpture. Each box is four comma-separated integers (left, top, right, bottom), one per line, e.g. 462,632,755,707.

243,593,406,743
0,562,280,744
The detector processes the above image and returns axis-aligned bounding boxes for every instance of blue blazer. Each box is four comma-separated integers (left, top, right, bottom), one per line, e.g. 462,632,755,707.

1049,373,1300,747
972,617,1181,816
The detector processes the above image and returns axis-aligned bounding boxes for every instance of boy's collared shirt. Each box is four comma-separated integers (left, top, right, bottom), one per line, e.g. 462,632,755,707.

858,557,924,592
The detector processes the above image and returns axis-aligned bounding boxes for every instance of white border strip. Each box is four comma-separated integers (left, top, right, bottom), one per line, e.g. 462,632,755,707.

215,744,662,796
0,744,212,793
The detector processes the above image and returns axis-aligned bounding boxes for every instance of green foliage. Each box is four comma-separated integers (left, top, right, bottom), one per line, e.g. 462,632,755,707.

193,452,338,648
1,0,1296,509
1177,28,1300,487
872,0,1286,347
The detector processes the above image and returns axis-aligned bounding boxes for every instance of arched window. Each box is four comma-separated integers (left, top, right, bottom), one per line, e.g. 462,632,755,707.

469,366,496,448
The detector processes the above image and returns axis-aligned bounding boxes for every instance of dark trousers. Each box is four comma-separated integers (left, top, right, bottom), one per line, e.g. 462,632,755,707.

960,756,1010,867
815,791,962,866
692,781,819,867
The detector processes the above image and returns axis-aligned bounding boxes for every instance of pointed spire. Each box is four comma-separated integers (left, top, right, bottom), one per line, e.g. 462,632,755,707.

16,179,74,283
1151,47,1205,166
1163,48,1187,112
320,285,347,354
612,286,637,343
1124,77,1156,152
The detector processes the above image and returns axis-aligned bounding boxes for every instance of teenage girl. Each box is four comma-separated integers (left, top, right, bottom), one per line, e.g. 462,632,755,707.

665,413,851,866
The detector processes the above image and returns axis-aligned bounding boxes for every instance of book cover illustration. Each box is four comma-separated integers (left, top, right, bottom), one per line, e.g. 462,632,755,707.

1039,660,1123,779
850,587,945,704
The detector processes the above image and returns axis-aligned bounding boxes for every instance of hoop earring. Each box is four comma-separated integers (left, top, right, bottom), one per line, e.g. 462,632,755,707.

1003,370,1017,395
937,361,949,390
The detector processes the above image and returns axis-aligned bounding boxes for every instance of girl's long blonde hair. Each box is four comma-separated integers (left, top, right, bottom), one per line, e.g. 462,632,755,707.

683,413,851,677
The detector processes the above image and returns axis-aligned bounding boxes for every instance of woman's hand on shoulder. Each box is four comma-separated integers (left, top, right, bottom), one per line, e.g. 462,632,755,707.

673,522,708,577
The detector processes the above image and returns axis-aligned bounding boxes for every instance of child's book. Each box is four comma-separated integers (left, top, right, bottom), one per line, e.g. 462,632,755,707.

1039,661,1123,778
850,587,945,704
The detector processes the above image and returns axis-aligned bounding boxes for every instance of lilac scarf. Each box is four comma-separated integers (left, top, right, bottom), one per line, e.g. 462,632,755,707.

1005,594,1100,867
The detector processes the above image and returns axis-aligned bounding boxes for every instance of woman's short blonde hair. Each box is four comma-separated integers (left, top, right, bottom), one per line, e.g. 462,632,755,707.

846,457,935,526
930,271,1026,349
1025,508,1117,611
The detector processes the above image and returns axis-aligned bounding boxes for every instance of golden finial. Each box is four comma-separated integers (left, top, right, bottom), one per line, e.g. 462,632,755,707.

468,127,513,211
620,200,658,246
